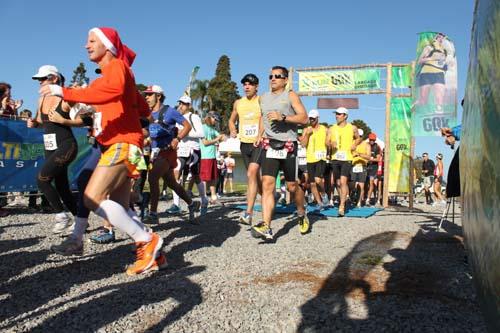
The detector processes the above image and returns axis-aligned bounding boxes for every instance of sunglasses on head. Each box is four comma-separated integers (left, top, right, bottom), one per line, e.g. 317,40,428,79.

269,74,287,80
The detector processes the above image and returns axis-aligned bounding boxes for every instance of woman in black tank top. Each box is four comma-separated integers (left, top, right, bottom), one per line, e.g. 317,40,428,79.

28,67,78,233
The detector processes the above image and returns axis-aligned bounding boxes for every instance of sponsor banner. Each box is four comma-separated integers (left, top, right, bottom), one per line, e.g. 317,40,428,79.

388,97,412,193
298,69,381,93
0,119,91,192
413,32,458,136
392,65,413,88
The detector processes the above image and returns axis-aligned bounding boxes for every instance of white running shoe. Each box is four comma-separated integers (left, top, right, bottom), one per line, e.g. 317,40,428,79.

52,212,73,234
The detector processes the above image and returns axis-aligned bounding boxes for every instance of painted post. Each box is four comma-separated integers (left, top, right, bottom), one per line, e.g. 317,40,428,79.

383,63,392,208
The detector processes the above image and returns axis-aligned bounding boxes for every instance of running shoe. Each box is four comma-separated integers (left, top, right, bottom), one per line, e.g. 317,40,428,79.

51,237,83,256
165,204,182,214
148,251,168,272
126,233,163,276
298,214,310,234
338,205,345,217
52,212,73,234
142,212,159,225
251,222,273,240
90,228,115,244
188,201,201,223
239,212,252,225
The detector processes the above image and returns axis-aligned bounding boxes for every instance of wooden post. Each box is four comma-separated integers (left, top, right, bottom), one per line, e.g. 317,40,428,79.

408,61,416,211
288,67,294,91
383,63,392,208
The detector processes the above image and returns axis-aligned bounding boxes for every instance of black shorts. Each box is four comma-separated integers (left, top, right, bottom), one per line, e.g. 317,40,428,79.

418,72,445,86
367,163,378,179
178,149,201,177
240,142,263,168
261,144,298,182
226,172,234,179
351,166,367,183
307,161,326,182
331,160,352,179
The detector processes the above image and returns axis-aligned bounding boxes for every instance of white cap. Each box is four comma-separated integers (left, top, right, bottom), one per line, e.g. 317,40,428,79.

178,95,192,104
358,128,364,137
32,65,60,79
308,109,319,118
336,107,349,115
143,85,164,94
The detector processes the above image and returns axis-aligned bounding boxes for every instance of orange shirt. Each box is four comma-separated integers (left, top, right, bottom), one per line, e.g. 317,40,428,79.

62,58,150,147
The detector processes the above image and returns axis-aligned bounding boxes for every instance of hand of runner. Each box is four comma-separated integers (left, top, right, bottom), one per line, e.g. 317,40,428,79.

230,129,237,138
254,135,262,147
39,84,63,97
27,118,37,128
267,111,281,122
330,141,337,149
48,109,65,124
170,137,179,150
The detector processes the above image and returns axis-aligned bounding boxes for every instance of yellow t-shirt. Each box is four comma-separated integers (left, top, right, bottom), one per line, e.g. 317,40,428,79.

237,96,261,143
305,125,328,163
329,123,354,161
352,142,369,166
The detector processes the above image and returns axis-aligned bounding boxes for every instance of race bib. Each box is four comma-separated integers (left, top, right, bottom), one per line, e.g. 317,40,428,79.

242,124,258,138
315,151,327,160
266,148,287,159
93,112,103,137
43,134,57,151
298,157,307,166
334,150,347,161
352,164,364,173
297,147,306,158
151,147,160,161
177,146,191,157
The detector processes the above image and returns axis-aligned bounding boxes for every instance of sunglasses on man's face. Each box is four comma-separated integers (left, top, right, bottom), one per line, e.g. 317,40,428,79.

335,112,345,116
269,74,287,80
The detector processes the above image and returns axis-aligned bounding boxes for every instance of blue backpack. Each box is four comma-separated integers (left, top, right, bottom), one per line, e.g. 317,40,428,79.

149,106,178,149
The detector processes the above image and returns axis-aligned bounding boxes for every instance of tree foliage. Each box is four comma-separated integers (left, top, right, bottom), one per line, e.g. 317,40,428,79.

351,119,372,140
136,83,148,92
70,62,90,87
191,79,211,116
207,55,240,133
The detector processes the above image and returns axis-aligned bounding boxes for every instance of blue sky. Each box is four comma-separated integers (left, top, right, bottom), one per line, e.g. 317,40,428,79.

1,0,474,170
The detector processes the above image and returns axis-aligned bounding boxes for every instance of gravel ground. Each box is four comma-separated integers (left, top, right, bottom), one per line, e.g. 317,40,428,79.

0,195,487,332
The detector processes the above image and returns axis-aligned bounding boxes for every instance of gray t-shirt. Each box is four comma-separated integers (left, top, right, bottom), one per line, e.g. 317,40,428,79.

260,91,298,142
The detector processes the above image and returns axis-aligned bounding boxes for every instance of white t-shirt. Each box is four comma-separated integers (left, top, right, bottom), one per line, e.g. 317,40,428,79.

176,112,204,151
224,157,235,173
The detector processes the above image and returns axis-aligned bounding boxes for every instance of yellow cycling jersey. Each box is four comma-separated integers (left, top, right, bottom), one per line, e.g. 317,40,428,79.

305,125,328,163
329,123,354,161
237,96,261,143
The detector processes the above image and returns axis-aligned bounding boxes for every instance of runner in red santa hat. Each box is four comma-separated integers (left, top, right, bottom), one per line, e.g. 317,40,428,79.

43,27,166,276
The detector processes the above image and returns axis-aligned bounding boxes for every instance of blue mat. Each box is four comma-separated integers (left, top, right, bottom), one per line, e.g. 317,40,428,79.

231,204,382,218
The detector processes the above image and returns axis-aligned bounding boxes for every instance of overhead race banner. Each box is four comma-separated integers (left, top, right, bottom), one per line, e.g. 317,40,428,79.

413,32,458,136
0,119,92,192
389,97,412,193
298,69,381,93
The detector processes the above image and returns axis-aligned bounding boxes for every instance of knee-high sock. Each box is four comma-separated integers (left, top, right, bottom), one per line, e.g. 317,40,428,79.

95,200,151,243
173,191,180,207
71,217,88,243
127,208,150,232
197,182,207,202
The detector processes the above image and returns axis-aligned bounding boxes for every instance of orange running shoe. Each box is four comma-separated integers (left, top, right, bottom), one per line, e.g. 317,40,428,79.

126,233,163,276
148,252,168,272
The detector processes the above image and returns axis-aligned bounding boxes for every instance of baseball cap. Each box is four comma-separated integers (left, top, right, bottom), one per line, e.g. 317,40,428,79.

368,133,377,140
207,111,220,122
178,95,192,104
436,153,443,159
308,109,319,118
335,107,349,115
143,85,164,94
32,65,61,79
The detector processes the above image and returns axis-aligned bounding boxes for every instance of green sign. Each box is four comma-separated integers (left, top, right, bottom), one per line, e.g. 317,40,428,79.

298,69,381,92
389,97,412,193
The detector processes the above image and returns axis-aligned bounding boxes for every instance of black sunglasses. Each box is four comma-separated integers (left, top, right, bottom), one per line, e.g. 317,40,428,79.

36,77,49,82
335,112,345,116
269,74,287,80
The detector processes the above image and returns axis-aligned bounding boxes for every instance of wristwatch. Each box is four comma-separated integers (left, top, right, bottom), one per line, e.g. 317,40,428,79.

281,114,287,122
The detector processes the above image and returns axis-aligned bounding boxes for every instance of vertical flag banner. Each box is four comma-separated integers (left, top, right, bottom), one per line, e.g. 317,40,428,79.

389,97,412,193
413,32,457,136
184,66,200,96
392,65,413,88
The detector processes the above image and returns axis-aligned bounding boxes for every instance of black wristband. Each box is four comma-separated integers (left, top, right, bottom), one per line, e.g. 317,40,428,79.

281,114,287,122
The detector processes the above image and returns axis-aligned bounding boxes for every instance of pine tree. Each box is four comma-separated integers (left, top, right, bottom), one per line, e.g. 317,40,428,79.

70,62,90,87
351,119,372,140
207,55,240,133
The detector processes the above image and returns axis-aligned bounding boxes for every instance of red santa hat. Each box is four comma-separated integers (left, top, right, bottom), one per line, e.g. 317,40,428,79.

89,27,136,67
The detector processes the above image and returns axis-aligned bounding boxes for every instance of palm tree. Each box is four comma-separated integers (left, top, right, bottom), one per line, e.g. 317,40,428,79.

190,79,211,117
